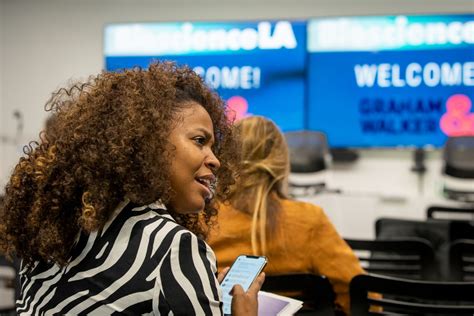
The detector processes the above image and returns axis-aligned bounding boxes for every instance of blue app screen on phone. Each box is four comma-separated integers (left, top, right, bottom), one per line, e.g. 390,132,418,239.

221,255,266,315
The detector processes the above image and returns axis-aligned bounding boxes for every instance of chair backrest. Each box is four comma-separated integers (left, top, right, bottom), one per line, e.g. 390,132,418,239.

345,238,437,280
284,131,331,173
375,217,474,281
442,136,474,202
261,274,335,316
443,136,474,179
375,217,451,255
425,207,474,258
427,205,474,220
449,239,474,281
0,263,16,314
350,273,474,315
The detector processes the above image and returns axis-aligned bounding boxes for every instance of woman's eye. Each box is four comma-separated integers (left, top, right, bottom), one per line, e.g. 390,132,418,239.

194,136,206,145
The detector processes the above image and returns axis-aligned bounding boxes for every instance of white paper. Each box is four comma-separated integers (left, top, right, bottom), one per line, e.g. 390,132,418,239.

258,291,303,316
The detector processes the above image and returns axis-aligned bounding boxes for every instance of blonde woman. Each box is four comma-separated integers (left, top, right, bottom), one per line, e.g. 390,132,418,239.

208,116,364,315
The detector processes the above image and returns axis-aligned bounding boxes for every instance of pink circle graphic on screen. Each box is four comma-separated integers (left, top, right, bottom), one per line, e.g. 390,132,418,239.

440,94,474,136
227,96,250,122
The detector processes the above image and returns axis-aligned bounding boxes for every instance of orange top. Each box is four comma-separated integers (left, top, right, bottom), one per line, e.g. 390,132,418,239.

207,198,364,315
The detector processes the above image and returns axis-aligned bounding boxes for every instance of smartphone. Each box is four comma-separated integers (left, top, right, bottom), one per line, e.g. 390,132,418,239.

221,255,267,315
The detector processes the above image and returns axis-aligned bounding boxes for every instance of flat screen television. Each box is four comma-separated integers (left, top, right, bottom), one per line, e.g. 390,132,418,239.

104,20,307,132
307,14,474,148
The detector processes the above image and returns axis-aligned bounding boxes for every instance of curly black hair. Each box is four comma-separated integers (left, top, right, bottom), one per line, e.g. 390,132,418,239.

0,61,238,266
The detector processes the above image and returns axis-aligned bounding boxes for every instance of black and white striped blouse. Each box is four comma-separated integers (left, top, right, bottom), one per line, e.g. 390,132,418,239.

17,200,223,315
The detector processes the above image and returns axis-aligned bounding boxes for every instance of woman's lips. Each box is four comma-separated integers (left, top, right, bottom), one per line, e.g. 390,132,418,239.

196,179,213,200
196,175,216,203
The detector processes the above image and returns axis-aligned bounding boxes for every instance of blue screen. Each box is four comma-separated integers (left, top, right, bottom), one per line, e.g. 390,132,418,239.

104,21,307,132
307,15,474,148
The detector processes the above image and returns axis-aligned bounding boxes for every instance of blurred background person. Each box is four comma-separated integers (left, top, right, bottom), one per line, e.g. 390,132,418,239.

208,116,364,315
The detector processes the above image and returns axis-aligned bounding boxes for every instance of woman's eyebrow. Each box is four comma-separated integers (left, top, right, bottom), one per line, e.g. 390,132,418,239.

195,127,215,143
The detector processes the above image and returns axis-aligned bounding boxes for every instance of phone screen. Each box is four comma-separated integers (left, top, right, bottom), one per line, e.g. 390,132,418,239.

221,255,267,315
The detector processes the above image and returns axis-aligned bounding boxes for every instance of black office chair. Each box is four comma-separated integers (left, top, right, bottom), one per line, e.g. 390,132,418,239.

350,273,474,315
285,131,333,197
449,239,474,281
375,217,451,249
375,216,474,281
345,238,437,280
0,259,16,316
426,206,474,243
427,205,474,220
442,136,474,203
261,274,336,316
285,131,331,174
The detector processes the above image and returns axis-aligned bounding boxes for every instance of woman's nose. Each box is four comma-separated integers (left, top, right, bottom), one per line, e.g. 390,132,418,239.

206,149,221,170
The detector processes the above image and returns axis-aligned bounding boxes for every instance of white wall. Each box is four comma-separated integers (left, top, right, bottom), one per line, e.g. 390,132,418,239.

0,0,4,190
0,1,2,192
1,0,473,235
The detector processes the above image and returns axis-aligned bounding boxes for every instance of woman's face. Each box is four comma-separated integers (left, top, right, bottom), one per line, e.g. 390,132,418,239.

167,101,221,214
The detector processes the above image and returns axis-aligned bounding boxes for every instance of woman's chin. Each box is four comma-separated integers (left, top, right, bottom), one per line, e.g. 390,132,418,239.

172,203,206,215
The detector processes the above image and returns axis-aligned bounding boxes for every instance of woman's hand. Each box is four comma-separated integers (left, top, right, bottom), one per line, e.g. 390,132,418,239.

230,272,265,316
217,267,230,283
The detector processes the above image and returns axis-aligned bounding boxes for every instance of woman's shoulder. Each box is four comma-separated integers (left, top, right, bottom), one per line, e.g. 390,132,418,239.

215,202,250,220
125,208,214,266
279,198,324,216
118,204,181,232
113,204,199,250
274,199,328,227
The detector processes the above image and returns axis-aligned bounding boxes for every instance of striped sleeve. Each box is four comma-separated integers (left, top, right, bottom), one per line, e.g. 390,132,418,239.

154,230,223,315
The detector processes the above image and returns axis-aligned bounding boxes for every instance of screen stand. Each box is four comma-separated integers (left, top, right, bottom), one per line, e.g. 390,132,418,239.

411,148,427,195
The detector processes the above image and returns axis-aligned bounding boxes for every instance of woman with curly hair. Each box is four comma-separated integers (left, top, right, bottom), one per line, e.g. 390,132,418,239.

208,116,364,315
0,62,264,315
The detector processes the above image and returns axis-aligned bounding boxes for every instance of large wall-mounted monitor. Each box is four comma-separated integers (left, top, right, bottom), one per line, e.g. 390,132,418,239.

307,14,474,148
104,20,307,132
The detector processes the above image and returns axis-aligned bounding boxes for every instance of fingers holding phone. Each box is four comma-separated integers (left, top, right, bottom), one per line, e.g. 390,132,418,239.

217,267,230,283
245,271,265,296
220,255,267,316
231,272,265,316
